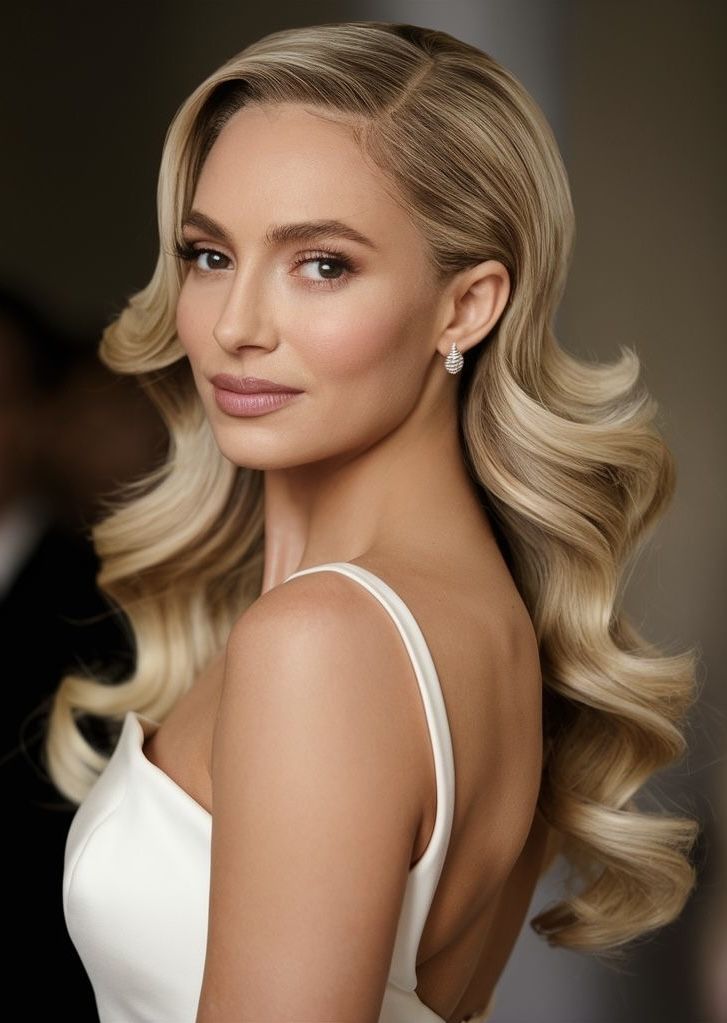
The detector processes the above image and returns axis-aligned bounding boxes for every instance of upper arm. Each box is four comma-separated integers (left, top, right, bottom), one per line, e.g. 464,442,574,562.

196,574,425,1023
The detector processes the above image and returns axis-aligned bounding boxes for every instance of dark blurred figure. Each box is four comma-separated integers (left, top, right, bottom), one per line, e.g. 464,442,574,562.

43,331,168,534
0,284,165,1018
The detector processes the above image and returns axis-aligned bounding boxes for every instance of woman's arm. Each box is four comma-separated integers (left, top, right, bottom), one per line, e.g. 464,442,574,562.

195,573,426,1023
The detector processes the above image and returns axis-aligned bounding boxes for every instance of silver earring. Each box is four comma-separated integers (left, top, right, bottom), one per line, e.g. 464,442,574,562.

444,341,464,375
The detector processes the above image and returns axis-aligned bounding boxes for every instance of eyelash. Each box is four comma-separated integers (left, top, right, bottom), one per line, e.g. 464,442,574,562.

172,241,357,290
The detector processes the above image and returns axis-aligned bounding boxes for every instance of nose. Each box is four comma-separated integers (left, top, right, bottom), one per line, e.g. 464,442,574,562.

212,265,273,353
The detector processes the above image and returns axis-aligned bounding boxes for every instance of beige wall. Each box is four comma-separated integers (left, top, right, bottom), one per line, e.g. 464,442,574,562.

562,2,726,675
560,5,726,1019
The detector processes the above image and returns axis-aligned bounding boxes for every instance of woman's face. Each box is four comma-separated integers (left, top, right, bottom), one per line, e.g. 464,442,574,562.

175,101,447,471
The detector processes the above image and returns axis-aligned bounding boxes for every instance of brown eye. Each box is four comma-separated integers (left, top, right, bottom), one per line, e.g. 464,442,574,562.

174,242,231,274
298,257,347,281
292,250,357,289
195,250,230,272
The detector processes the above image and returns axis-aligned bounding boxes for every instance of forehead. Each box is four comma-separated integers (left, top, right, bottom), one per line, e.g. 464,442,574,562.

192,101,415,242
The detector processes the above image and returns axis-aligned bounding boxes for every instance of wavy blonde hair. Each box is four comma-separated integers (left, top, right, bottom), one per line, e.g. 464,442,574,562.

45,20,700,957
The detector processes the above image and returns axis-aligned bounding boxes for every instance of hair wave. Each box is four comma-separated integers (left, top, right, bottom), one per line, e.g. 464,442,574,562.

45,20,700,957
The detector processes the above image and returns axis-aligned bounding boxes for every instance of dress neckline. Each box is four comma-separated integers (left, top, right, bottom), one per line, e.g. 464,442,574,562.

130,711,212,822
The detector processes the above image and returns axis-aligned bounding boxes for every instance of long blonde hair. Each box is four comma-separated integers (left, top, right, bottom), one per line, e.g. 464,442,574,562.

45,20,700,957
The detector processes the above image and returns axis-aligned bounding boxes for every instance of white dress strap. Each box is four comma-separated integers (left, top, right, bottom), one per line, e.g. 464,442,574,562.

284,561,456,987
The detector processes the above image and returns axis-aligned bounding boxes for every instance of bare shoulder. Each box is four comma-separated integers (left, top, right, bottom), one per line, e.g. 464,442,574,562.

198,568,429,1017
217,564,431,816
225,563,414,668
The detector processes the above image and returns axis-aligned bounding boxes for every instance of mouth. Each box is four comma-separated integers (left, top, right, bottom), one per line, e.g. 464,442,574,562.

210,373,303,395
211,383,302,418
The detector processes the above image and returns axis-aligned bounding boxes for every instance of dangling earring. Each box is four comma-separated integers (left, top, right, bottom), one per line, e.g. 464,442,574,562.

444,341,464,375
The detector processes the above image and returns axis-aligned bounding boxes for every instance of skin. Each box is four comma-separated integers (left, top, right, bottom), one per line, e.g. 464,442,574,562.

171,101,535,1021
175,101,511,594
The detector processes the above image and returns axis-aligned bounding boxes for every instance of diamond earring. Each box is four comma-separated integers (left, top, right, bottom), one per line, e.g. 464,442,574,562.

444,341,464,375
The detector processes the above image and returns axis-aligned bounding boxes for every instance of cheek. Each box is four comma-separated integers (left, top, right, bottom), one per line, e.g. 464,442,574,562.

289,294,426,449
295,298,416,384
175,287,207,361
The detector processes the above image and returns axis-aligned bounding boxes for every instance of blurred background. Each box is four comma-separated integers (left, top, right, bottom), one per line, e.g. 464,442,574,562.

2,2,724,1020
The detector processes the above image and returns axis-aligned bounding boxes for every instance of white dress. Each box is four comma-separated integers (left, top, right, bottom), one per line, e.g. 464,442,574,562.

62,562,496,1022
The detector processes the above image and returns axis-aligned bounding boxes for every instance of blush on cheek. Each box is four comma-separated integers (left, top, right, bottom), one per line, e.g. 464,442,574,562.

175,291,209,358
299,308,406,380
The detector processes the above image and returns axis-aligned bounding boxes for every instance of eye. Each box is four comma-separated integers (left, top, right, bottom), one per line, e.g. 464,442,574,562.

174,242,230,274
172,240,358,290
291,250,357,289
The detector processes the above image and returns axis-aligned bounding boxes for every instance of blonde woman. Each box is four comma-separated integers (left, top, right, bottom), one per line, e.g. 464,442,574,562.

51,21,699,1023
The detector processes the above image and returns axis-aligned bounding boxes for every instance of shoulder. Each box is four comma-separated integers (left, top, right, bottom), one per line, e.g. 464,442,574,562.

199,570,426,1017
226,566,409,675
218,566,428,810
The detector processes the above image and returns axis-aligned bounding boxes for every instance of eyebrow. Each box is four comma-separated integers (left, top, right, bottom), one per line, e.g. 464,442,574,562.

180,209,378,250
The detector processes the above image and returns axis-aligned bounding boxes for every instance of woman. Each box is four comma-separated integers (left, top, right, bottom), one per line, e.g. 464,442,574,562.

50,20,700,1023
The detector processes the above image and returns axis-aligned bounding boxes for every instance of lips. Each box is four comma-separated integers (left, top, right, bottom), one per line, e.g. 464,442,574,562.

210,373,302,394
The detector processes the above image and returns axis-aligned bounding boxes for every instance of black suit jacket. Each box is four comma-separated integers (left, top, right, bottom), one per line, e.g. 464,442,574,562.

1,515,133,1020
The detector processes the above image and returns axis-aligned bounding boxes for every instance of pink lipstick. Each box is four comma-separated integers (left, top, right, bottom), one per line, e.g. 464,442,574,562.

210,374,303,417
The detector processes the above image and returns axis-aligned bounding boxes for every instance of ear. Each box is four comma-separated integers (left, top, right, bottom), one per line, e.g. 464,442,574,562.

435,260,511,360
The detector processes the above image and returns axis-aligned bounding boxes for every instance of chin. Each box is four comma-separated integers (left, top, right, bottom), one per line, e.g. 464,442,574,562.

213,440,306,473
